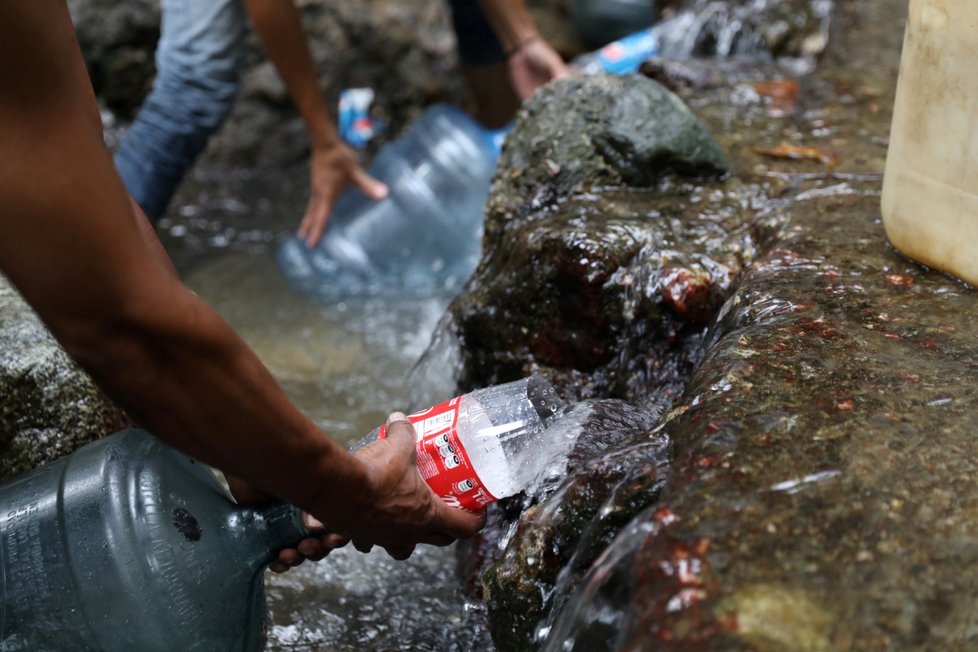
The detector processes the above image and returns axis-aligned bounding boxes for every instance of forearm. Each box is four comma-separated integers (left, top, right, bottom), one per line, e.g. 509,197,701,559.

0,1,363,525
475,0,540,52
244,0,338,148
65,283,364,517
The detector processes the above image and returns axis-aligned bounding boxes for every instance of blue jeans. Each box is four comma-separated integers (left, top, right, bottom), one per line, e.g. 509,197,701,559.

115,0,247,218
115,0,501,218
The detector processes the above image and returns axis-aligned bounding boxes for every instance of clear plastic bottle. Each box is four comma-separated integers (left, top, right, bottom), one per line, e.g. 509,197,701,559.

278,104,509,297
0,429,310,651
369,376,567,510
570,25,660,76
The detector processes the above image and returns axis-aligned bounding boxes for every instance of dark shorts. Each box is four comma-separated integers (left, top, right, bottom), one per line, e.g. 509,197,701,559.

448,0,506,66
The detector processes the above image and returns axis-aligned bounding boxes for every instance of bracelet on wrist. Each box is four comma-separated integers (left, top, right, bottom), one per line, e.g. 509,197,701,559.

505,34,540,59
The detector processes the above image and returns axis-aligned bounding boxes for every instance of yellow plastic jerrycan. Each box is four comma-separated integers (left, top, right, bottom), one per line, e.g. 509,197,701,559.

881,0,978,286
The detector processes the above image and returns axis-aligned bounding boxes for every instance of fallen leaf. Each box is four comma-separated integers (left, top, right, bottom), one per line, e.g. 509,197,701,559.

754,79,800,117
751,141,841,167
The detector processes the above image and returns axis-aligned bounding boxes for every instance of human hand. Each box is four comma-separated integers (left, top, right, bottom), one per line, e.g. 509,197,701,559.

332,412,486,560
226,474,351,573
507,36,569,101
296,141,388,249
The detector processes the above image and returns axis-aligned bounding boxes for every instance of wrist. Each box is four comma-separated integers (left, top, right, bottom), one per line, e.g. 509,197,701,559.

505,33,541,59
304,450,374,531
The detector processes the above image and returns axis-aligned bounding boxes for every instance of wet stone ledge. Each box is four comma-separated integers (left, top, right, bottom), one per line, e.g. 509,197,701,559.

444,0,978,649
0,277,128,481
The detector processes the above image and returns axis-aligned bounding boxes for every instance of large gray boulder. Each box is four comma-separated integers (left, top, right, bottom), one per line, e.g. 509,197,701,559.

0,277,128,481
449,74,734,408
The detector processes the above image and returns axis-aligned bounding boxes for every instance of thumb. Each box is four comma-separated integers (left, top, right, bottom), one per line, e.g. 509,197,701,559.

432,501,488,539
384,412,417,457
353,168,389,201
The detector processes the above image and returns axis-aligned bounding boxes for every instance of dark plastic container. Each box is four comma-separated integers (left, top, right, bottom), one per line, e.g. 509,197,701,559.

0,428,308,651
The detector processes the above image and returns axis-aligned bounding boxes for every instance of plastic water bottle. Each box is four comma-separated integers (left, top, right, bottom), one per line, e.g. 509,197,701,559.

0,429,310,651
571,0,658,47
278,105,509,297
571,26,661,75
365,376,567,510
337,87,383,150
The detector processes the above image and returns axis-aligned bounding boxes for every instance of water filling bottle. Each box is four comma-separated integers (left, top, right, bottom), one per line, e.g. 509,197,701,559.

365,376,567,510
0,429,309,651
278,105,507,298
571,0,658,47
881,0,978,286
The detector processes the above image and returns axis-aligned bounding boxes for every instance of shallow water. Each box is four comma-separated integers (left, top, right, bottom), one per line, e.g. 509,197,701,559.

161,167,493,651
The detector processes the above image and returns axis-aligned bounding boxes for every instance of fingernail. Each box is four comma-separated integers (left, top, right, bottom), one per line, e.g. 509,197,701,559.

387,412,407,425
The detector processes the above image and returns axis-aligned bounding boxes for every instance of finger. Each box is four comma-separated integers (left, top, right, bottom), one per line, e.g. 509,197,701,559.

297,538,329,561
297,207,311,240
383,544,415,561
417,532,455,547
302,512,326,533
353,539,374,554
303,198,331,249
352,168,388,201
431,503,488,540
269,561,291,573
277,548,304,568
384,412,418,457
323,533,351,549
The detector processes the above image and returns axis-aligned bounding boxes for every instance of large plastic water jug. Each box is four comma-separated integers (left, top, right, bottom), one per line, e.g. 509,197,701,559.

881,0,978,286
0,428,309,651
278,105,506,297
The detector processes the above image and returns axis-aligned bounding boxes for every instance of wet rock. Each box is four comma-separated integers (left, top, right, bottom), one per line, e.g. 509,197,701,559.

444,75,742,409
0,277,128,481
445,0,974,649
657,0,832,59
484,75,728,251
450,183,772,411
68,0,161,116
472,400,670,649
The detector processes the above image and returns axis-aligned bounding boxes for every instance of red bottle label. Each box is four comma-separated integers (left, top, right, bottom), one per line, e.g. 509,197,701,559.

377,397,497,511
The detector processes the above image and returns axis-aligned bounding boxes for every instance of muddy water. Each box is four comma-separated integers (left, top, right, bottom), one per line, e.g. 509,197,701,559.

160,168,493,651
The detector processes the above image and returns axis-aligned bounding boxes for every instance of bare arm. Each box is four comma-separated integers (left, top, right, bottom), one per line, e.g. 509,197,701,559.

0,2,480,553
244,0,387,247
475,0,568,99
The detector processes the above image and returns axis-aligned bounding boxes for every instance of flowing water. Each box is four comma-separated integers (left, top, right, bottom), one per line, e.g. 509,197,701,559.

159,167,493,651
138,1,853,648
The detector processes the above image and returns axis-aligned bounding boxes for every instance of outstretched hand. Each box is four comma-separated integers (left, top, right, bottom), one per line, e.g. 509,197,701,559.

296,141,388,249
338,412,487,560
507,36,569,101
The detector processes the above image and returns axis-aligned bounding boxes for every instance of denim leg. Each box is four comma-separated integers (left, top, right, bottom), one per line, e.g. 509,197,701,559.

115,0,248,217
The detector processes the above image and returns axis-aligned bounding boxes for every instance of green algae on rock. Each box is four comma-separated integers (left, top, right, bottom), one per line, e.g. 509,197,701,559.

483,74,729,253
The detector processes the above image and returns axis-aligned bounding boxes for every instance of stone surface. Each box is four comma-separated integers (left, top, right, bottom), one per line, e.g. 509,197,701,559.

0,277,128,481
438,0,978,649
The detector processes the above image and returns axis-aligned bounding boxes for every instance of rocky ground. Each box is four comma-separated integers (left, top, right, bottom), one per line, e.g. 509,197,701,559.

440,0,978,650
7,0,974,650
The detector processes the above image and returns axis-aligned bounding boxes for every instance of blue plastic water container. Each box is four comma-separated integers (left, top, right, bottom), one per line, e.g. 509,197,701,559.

278,105,507,297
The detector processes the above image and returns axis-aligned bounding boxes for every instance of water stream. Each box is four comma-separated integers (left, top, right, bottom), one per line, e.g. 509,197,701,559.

160,167,493,651
141,2,851,647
